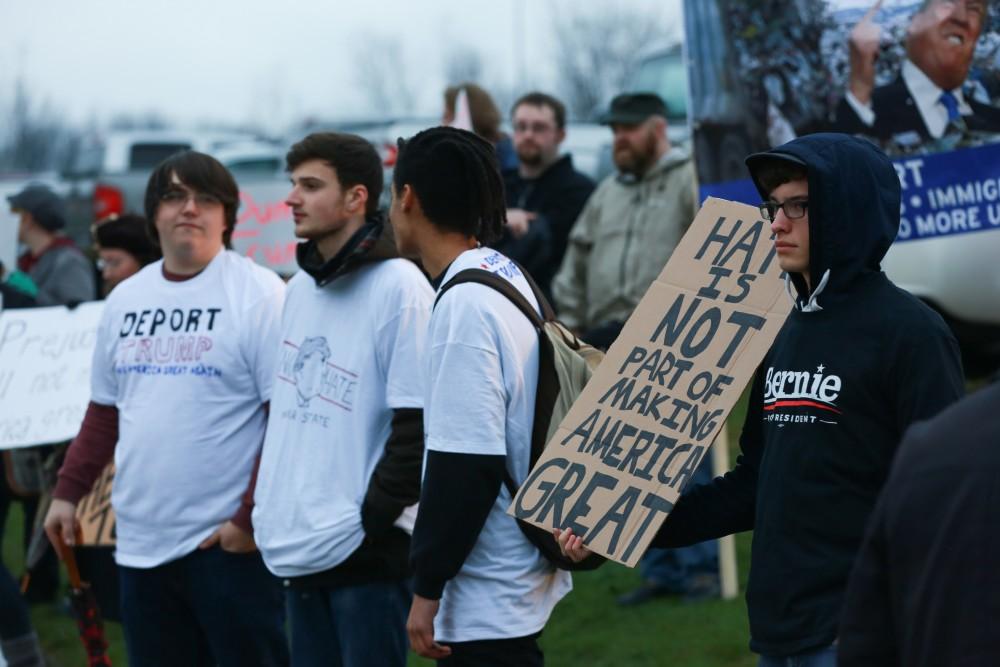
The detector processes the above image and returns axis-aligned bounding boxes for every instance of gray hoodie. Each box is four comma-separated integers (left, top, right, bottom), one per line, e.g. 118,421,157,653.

25,242,97,306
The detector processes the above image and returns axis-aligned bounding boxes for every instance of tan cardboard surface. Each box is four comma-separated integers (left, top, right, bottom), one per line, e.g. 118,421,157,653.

508,197,791,567
75,463,116,546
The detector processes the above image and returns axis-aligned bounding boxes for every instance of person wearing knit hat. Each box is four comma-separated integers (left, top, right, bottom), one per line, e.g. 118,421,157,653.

8,184,96,306
92,214,161,295
5,183,97,615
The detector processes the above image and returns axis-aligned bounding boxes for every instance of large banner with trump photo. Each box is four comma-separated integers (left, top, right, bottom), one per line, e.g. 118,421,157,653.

687,0,1000,245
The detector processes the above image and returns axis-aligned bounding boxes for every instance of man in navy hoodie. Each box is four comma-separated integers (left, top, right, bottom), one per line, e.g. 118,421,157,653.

839,380,1000,666
558,133,964,665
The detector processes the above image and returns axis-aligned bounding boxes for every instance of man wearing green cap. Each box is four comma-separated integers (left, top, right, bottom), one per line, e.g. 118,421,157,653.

553,92,696,349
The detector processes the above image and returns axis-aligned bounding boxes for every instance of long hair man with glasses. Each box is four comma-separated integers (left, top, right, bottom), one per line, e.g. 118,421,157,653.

45,151,289,666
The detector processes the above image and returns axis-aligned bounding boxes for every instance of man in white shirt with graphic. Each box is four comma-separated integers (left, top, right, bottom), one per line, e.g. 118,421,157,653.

45,151,288,666
390,126,572,666
252,133,432,667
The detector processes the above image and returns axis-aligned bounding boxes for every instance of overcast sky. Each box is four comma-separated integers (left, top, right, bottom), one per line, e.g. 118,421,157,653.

0,0,679,133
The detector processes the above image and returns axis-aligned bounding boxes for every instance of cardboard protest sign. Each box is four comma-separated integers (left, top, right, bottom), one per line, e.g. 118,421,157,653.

76,463,116,546
508,197,791,567
0,302,103,449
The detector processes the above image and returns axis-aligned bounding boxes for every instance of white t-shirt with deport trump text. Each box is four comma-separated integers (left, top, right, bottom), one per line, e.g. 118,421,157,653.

89,250,285,568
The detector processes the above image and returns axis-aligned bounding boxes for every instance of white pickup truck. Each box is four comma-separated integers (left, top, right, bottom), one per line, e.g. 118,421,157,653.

61,131,299,276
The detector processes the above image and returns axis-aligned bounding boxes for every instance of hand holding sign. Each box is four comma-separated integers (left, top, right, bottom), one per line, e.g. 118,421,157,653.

848,0,884,105
554,527,592,563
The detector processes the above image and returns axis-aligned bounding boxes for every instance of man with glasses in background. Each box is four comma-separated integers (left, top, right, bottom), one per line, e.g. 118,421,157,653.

45,151,288,666
496,92,594,302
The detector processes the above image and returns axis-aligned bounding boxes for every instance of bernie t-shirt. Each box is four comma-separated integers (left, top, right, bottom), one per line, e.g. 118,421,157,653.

426,247,572,642
90,249,285,568
253,259,432,577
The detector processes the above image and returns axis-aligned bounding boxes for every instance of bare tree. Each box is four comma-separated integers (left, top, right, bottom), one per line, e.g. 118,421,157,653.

0,76,80,172
108,111,170,131
444,45,485,86
354,33,416,117
441,43,520,121
552,7,675,121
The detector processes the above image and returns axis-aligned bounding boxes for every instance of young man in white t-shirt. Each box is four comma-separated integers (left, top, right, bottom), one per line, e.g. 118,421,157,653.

44,151,288,666
390,127,572,666
252,132,432,666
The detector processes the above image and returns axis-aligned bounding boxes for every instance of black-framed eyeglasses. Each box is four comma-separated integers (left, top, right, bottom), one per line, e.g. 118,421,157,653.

759,198,808,222
160,189,222,208
513,121,557,135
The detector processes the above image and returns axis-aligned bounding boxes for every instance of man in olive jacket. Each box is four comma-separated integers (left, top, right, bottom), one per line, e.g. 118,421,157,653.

552,92,697,350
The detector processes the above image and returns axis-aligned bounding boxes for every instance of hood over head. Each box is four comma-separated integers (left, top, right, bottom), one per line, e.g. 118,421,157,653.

745,133,900,309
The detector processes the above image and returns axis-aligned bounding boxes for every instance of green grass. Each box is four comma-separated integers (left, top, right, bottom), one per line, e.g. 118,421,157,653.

409,388,757,667
407,532,754,667
6,394,756,666
2,504,127,667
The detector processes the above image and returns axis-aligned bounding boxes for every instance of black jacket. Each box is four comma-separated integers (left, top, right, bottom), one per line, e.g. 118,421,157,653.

833,77,1000,145
653,134,964,656
288,217,426,589
0,283,37,309
498,155,594,302
839,382,1000,667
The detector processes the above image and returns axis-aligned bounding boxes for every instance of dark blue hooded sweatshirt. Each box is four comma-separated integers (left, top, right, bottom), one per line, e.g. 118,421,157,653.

652,134,964,657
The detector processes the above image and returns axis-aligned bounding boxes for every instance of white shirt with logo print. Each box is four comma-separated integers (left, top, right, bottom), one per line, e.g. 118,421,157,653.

253,258,432,577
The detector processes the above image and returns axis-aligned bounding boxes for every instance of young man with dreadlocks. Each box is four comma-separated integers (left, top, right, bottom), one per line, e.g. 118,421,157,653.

390,127,571,666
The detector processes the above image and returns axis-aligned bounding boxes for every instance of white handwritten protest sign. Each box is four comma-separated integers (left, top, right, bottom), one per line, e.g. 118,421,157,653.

0,302,103,449
509,197,791,567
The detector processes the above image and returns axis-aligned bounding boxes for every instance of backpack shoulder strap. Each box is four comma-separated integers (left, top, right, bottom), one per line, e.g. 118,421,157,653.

434,268,544,329
434,268,548,498
508,261,556,321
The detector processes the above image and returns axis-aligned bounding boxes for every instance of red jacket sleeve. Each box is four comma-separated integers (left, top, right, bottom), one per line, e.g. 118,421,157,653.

53,401,118,503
